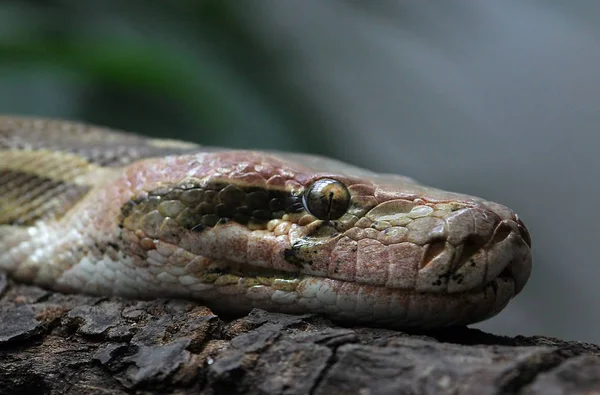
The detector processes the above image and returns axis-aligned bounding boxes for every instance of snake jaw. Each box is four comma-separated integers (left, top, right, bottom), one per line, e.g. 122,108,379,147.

343,195,532,299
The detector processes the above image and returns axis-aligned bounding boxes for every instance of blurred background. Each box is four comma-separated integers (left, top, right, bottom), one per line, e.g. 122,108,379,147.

1,0,599,342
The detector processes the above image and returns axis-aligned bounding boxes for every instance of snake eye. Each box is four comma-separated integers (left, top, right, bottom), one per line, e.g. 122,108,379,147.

302,178,350,220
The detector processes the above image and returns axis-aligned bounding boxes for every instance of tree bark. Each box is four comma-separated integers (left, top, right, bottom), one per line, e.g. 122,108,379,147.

0,273,598,395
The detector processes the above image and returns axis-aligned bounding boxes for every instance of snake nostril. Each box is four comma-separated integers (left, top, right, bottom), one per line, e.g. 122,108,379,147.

492,223,512,244
516,219,532,248
499,263,513,279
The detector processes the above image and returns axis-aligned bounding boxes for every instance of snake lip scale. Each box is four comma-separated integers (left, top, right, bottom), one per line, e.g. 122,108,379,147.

0,116,532,328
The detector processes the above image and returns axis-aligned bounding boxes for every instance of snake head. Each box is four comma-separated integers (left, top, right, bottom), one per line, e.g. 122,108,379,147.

278,160,533,326
107,151,534,327
0,117,532,328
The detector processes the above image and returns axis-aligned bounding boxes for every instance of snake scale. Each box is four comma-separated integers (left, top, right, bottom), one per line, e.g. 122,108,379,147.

0,116,532,328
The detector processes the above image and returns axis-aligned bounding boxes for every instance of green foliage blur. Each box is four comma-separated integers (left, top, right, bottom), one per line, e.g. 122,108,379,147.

0,0,334,154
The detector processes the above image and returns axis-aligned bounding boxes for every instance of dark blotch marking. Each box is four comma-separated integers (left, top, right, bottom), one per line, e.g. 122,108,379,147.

284,247,302,265
451,273,464,284
120,179,304,233
107,242,119,250
269,197,284,212
0,169,91,226
216,203,236,218
201,214,220,227
433,271,452,287
120,200,136,218
219,185,246,206
287,202,304,213
283,222,341,267
252,209,272,221
203,190,218,205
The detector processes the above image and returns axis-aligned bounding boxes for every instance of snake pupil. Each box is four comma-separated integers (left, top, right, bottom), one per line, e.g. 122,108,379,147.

303,178,350,220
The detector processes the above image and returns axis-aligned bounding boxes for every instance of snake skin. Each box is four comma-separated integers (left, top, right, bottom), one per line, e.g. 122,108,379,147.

0,116,532,328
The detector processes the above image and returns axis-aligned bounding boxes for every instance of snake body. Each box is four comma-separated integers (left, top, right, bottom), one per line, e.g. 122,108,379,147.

0,116,532,328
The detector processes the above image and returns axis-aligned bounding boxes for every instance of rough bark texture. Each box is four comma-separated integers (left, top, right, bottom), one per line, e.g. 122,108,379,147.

0,272,598,395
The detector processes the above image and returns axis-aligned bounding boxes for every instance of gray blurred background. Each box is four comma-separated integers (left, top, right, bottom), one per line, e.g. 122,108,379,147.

1,1,599,342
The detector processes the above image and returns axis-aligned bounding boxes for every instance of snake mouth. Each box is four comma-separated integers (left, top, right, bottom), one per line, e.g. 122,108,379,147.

445,218,531,298
282,211,532,299
497,256,529,295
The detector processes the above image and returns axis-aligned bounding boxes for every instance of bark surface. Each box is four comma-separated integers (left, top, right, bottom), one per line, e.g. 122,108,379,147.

0,273,598,395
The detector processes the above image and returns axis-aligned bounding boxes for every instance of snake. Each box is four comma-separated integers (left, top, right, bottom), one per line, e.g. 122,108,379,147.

0,116,532,328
